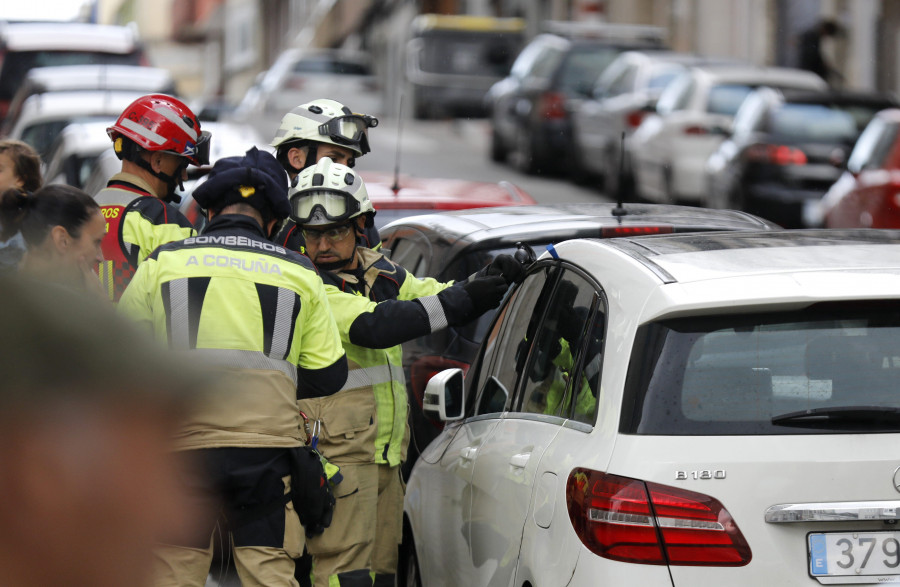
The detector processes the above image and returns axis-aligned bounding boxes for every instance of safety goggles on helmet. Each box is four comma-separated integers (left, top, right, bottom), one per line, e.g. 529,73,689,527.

291,189,362,226
318,115,378,155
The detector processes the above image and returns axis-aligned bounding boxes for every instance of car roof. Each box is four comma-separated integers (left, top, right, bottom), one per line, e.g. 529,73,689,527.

690,65,827,88
541,21,667,45
590,228,900,284
20,65,173,94
382,202,779,252
0,22,139,52
360,172,536,209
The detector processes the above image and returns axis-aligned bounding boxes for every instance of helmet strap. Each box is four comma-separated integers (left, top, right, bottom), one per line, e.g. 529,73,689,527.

133,153,186,203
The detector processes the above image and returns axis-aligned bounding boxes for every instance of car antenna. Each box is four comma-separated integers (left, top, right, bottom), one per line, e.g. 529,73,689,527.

612,131,628,217
391,92,405,196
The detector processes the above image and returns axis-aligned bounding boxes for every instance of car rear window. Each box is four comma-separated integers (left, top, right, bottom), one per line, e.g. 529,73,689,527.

0,50,144,101
706,84,754,116
621,302,900,435
415,31,521,76
291,58,370,76
556,46,622,94
769,103,857,143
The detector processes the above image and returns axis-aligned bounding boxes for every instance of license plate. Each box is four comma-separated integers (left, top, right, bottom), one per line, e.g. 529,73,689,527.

809,532,900,584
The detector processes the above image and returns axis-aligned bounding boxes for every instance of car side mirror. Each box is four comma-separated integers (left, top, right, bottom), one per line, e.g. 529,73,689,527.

422,368,465,421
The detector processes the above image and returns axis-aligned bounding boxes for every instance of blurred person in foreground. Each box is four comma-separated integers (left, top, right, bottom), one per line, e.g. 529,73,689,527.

0,277,208,587
0,139,42,275
96,94,211,302
0,184,106,295
289,157,520,587
118,147,348,587
271,98,381,252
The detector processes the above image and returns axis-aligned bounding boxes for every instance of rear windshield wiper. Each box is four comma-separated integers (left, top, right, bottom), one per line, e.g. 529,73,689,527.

772,406,900,427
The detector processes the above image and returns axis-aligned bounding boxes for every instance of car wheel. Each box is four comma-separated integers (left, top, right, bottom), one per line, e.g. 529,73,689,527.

490,125,507,163
399,528,422,587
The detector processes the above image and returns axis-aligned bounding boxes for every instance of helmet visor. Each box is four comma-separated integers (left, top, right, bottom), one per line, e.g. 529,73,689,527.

192,131,212,166
318,115,378,154
291,190,362,225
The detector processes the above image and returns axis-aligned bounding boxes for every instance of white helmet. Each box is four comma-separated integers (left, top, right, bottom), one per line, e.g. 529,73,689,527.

270,98,378,157
289,157,375,226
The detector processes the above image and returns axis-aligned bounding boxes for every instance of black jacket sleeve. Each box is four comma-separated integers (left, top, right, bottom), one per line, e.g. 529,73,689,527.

297,353,349,399
347,284,475,349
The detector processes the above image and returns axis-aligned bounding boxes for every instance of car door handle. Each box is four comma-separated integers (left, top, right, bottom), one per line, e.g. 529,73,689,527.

509,452,531,469
461,447,478,461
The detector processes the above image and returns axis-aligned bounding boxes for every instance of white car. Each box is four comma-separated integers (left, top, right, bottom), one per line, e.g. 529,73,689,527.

43,120,115,189
630,65,826,203
2,90,147,159
404,228,900,586
570,50,730,192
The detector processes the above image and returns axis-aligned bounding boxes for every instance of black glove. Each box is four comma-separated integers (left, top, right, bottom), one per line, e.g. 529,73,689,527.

288,446,336,537
486,254,525,285
463,275,509,316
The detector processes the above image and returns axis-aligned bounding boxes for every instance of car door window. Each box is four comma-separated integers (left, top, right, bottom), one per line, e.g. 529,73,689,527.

473,267,554,416
384,229,431,277
516,271,604,424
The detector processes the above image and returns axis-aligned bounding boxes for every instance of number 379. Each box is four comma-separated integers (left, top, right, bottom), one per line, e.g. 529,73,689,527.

836,537,900,570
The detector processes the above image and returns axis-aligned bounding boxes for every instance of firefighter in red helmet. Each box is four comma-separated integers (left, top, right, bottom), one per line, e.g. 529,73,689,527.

95,93,211,302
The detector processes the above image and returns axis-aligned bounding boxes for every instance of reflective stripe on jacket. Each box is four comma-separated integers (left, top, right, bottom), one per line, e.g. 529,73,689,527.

118,214,347,450
95,172,196,302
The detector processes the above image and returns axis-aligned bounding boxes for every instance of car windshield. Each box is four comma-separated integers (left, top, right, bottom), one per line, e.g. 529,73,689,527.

622,302,900,435
21,120,76,159
0,50,143,101
769,103,858,143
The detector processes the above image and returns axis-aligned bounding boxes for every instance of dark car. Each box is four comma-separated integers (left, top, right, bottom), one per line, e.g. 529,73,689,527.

705,87,898,227
821,108,900,229
381,202,780,476
486,22,666,175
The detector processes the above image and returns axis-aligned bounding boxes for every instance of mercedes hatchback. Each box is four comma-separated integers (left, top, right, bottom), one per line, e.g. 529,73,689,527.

403,229,900,586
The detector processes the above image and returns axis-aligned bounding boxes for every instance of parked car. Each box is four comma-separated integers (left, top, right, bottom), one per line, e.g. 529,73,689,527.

2,90,147,159
234,49,380,119
359,171,535,230
404,227,900,587
0,21,147,120
406,14,524,119
380,203,780,477
570,50,733,193
42,120,115,189
486,23,666,175
705,88,897,228
820,108,900,228
4,64,174,129
630,65,827,204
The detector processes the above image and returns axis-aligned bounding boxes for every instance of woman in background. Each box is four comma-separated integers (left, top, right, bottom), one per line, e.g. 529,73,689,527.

0,140,42,275
0,184,106,295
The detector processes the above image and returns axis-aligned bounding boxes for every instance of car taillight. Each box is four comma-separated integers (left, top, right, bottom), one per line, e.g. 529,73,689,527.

539,92,567,120
683,125,709,135
625,110,647,129
745,144,808,166
601,225,674,237
566,468,751,567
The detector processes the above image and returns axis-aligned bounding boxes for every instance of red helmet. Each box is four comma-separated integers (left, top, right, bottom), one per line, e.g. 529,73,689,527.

107,94,210,166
